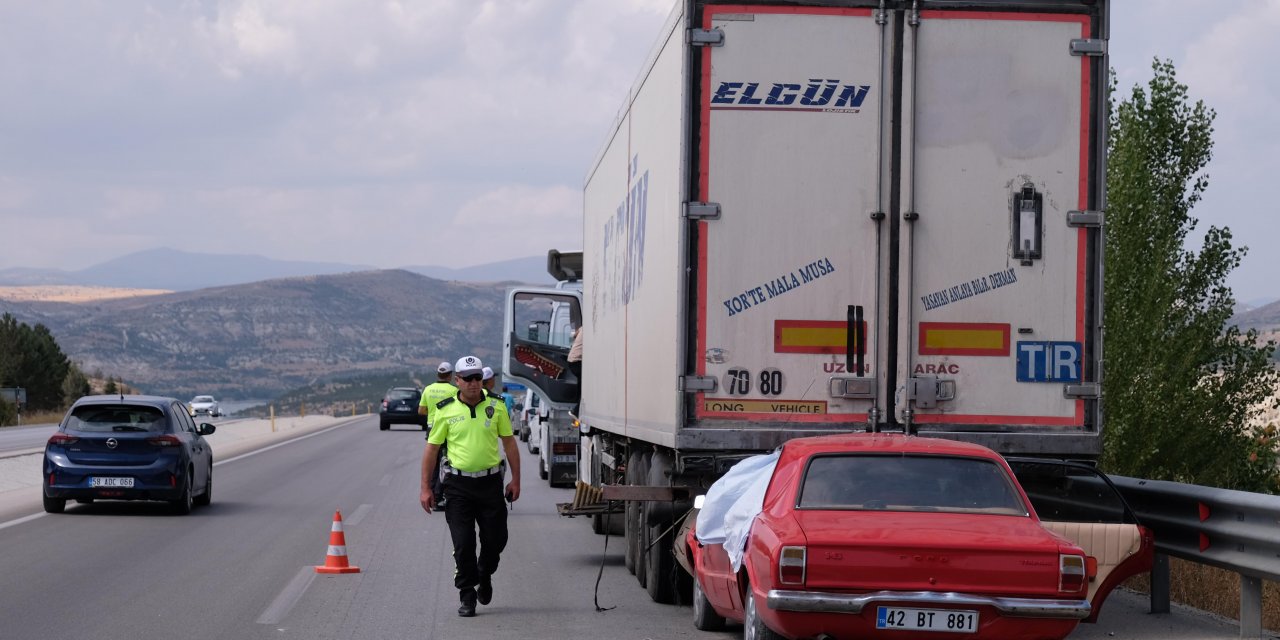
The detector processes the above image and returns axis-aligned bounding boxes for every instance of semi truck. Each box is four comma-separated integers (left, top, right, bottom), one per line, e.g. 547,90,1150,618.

504,0,1110,604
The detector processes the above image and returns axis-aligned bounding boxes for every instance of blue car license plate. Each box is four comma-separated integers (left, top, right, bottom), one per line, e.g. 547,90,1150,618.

876,607,977,633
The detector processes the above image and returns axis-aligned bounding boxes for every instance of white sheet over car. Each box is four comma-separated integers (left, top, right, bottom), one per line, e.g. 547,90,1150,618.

694,450,779,572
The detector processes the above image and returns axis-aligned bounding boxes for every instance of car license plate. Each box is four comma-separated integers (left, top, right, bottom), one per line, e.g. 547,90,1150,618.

90,477,135,488
876,607,978,633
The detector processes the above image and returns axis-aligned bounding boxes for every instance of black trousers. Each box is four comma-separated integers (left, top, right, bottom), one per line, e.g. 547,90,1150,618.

442,472,508,592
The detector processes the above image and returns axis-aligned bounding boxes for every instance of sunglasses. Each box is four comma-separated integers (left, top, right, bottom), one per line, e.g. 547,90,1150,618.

458,373,483,382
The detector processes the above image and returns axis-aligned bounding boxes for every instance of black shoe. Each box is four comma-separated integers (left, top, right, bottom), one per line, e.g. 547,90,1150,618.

477,575,492,605
457,589,477,617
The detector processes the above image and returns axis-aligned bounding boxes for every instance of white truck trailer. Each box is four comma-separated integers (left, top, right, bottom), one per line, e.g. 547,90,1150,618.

504,0,1110,604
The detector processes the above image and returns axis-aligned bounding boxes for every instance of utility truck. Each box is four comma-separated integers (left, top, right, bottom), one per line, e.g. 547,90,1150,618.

504,0,1110,604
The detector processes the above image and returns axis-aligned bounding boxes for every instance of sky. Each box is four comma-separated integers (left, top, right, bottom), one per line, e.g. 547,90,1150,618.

0,1,1275,303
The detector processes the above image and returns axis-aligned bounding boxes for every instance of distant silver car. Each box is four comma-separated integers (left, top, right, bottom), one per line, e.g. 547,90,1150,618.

188,395,220,417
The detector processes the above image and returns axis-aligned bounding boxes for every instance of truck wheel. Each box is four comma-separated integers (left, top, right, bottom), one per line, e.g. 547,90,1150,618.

645,451,677,604
624,449,646,578
539,456,548,480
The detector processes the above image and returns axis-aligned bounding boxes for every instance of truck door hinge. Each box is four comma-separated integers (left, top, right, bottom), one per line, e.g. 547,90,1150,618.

907,375,955,410
684,202,721,220
1067,210,1104,228
679,376,718,393
1064,383,1100,400
1070,39,1107,57
688,28,724,47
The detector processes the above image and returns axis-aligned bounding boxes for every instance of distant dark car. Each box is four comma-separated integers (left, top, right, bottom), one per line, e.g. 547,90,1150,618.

380,387,427,431
43,395,216,515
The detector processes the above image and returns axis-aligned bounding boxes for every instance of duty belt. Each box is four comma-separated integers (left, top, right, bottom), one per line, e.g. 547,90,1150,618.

444,464,502,478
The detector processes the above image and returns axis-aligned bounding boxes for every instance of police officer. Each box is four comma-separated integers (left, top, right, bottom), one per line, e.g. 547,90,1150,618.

481,366,500,398
419,361,458,427
420,356,521,618
419,361,458,502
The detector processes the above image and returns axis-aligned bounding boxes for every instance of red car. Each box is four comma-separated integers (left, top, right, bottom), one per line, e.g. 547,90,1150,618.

684,434,1152,640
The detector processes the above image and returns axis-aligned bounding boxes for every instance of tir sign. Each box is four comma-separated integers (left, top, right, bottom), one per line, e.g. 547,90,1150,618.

1016,341,1082,383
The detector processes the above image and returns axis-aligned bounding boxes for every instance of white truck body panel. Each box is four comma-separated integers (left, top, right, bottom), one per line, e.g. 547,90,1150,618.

560,0,1105,458
582,11,688,449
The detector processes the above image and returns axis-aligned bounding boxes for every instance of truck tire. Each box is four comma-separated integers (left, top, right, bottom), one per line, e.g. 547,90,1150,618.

625,449,649,583
645,451,677,604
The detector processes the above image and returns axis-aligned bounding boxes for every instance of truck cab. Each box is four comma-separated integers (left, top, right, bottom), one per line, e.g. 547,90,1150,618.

504,250,583,488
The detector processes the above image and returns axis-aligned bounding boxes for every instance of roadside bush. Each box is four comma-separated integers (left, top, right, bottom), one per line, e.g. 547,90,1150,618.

0,398,14,427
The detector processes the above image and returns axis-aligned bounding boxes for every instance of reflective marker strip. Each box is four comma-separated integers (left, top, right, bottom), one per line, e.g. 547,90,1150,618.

327,545,347,556
918,322,1010,356
774,320,865,354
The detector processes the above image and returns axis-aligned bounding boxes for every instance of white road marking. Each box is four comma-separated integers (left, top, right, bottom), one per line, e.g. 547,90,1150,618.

345,503,373,526
0,512,45,531
256,566,316,625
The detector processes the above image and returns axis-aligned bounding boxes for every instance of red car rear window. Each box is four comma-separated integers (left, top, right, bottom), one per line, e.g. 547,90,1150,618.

797,454,1028,516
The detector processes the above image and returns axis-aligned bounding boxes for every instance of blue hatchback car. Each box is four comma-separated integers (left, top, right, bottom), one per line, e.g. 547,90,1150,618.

43,395,216,515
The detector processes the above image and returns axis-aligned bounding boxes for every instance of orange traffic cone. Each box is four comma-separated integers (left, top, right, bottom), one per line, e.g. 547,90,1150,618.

315,510,361,574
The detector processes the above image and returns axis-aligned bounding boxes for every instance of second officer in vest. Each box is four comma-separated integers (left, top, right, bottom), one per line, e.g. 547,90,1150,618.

420,355,521,617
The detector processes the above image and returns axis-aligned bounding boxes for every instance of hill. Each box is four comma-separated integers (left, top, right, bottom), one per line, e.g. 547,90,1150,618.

0,248,554,291
0,270,509,399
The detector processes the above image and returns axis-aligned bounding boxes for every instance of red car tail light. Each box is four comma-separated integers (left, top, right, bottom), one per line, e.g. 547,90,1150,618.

147,435,182,447
48,433,79,446
779,546,807,585
1060,554,1087,593
381,400,389,409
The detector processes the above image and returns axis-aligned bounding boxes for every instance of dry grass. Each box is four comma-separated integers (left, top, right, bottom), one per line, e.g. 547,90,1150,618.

0,285,171,303
1124,557,1280,631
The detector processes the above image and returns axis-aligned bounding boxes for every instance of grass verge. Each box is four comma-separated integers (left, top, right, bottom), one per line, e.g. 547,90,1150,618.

1124,557,1279,632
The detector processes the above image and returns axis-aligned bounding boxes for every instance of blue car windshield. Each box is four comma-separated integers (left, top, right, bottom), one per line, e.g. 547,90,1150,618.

66,405,166,433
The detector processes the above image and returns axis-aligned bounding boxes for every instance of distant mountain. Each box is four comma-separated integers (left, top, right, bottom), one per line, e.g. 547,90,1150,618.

0,270,509,398
403,255,553,284
0,248,554,291
1231,299,1280,332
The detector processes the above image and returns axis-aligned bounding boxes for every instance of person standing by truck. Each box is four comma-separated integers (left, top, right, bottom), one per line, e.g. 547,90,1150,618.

419,361,457,501
420,356,521,617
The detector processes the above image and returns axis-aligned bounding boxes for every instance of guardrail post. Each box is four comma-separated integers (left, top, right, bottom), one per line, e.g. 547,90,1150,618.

1240,573,1262,638
1150,552,1170,614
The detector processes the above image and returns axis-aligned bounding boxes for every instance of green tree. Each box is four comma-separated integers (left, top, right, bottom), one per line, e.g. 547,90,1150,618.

103,376,119,395
1102,60,1279,492
0,313,73,412
62,364,91,405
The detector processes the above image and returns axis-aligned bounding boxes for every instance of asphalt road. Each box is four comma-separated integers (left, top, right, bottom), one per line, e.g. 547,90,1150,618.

0,416,1268,640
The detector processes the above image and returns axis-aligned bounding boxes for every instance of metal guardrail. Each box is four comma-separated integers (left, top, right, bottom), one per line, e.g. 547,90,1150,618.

1109,475,1280,638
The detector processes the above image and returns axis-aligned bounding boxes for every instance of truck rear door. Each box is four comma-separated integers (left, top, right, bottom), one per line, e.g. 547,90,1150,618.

694,6,885,428
692,3,1104,453
898,7,1103,450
